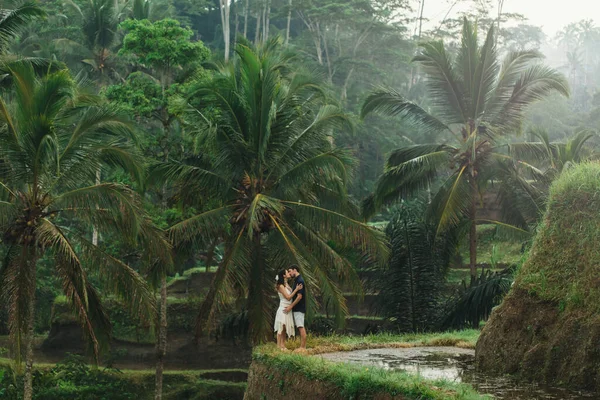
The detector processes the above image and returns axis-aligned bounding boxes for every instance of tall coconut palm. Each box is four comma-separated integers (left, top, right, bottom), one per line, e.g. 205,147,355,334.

0,65,165,400
155,38,388,342
56,0,124,84
361,18,569,284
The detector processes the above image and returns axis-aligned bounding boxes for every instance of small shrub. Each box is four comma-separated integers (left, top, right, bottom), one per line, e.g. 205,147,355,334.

0,354,148,400
310,316,336,336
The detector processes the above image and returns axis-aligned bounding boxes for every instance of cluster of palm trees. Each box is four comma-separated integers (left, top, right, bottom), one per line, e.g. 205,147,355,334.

0,4,384,400
0,4,589,400
361,19,586,284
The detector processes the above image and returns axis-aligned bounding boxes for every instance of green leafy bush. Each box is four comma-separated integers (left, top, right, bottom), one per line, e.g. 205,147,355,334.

0,355,148,400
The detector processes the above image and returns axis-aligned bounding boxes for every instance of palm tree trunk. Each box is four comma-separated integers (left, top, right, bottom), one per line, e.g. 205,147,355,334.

219,0,231,62
154,275,167,400
233,0,240,49
243,0,249,37
403,214,416,332
205,239,217,273
263,0,270,42
92,168,101,245
155,110,170,400
469,178,478,285
248,234,267,343
285,0,292,45
23,257,37,400
254,11,261,44
195,260,227,341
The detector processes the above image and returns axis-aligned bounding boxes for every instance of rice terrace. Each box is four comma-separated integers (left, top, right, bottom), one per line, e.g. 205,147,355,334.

2,0,600,399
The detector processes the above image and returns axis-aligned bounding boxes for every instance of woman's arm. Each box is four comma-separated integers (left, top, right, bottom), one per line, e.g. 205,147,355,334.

277,284,302,300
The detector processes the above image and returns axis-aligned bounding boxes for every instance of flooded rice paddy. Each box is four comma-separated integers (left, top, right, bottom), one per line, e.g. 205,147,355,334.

320,347,595,399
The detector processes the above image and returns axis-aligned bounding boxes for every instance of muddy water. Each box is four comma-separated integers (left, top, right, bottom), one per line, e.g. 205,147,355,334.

320,347,595,399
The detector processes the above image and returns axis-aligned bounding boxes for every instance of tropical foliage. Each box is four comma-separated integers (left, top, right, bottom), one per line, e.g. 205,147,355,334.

361,18,570,283
0,0,597,398
156,38,388,342
377,201,457,332
0,65,167,400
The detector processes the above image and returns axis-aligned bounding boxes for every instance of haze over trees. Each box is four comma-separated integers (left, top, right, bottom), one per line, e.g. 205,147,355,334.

1,0,600,399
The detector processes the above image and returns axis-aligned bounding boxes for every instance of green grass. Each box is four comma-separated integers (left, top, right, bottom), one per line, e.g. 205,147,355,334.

517,162,600,313
458,224,525,265
315,314,385,321
254,345,487,399
167,266,218,286
284,330,480,353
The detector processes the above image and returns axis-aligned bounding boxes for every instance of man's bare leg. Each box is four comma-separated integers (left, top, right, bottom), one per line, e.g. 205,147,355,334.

299,327,307,349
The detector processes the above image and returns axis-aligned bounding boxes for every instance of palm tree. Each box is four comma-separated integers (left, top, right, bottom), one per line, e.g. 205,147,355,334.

509,128,596,183
0,65,165,400
56,0,124,85
361,18,569,284
0,3,46,53
155,38,388,342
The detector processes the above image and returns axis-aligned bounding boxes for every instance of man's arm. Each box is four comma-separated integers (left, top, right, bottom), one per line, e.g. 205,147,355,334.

284,293,302,314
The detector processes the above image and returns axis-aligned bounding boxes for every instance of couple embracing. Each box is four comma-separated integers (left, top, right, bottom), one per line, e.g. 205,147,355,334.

274,265,307,351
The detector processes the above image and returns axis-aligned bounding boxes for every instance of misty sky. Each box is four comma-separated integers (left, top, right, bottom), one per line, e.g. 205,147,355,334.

421,0,595,36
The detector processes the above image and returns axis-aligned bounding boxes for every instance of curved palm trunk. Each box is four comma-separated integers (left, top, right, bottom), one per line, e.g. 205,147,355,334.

248,234,267,343
469,178,478,286
194,261,228,341
154,275,167,400
23,253,37,400
155,117,171,400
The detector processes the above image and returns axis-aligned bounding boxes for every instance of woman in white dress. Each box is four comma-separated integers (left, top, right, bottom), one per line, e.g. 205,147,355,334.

274,269,303,350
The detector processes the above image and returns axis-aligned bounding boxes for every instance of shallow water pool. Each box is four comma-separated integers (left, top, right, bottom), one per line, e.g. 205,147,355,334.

320,347,595,399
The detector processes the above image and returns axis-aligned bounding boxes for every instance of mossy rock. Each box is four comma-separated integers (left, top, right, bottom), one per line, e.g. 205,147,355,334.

476,162,600,391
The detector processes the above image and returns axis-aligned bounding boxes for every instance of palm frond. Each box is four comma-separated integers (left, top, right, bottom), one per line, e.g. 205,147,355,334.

168,206,233,246
492,65,570,131
75,233,157,328
195,229,250,339
470,24,499,120
361,88,450,135
367,147,452,217
36,219,108,359
413,40,467,124
427,166,471,234
281,201,389,267
0,3,46,51
485,50,543,121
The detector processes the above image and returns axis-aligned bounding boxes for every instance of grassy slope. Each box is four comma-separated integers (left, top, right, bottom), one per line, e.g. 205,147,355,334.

516,163,600,310
475,163,600,389
284,330,479,353
254,333,486,400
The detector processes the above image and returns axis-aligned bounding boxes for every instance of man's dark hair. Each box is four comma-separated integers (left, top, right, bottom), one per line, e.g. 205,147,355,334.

288,264,300,273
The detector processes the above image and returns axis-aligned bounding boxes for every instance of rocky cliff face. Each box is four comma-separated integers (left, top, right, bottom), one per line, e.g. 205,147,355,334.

476,162,600,391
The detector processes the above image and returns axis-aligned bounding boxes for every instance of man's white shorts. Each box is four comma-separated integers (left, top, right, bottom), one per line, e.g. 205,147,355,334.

293,312,305,328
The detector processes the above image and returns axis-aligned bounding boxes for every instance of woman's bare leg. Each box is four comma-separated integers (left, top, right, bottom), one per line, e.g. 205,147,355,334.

281,325,286,349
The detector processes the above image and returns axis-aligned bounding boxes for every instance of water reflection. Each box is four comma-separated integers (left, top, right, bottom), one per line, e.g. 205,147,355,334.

320,347,595,399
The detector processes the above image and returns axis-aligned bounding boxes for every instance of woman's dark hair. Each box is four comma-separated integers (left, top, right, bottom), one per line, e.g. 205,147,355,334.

276,269,286,286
